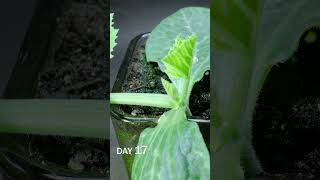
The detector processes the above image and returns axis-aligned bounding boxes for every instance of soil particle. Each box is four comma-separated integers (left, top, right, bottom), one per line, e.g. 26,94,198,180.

68,146,108,172
30,136,109,175
294,149,320,179
289,97,320,129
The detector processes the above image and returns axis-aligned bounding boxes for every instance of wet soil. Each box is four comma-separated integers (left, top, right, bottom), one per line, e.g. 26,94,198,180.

119,41,210,119
253,27,320,179
29,0,109,176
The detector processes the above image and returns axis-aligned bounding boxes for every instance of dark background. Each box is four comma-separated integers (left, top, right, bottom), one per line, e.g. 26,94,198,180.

110,0,209,179
0,1,36,178
0,1,37,96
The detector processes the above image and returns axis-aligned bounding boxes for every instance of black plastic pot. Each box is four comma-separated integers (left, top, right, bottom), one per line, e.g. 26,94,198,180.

0,0,109,179
111,34,210,176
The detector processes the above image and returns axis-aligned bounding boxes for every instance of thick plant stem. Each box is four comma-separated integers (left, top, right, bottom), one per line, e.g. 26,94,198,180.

110,93,176,109
0,99,109,139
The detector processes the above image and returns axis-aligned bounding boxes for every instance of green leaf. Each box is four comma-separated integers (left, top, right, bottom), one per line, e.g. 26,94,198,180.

213,0,320,179
110,13,118,59
146,7,210,96
162,35,196,79
131,108,210,180
161,78,179,104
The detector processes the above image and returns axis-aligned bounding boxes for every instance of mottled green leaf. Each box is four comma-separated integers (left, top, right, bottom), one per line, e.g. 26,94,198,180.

132,108,210,180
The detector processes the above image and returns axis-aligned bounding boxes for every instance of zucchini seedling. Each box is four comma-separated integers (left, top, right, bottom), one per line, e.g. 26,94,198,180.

110,7,210,180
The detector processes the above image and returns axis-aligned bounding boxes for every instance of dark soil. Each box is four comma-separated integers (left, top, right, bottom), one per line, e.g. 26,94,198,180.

253,27,320,179
35,0,107,99
29,0,109,177
118,40,210,119
29,136,108,174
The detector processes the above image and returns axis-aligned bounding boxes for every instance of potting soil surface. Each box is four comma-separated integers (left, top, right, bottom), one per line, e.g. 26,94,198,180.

253,27,320,179
30,0,109,176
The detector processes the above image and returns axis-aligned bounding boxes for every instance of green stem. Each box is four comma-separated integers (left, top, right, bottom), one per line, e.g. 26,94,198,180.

180,79,192,116
110,93,176,109
181,79,190,104
0,99,108,139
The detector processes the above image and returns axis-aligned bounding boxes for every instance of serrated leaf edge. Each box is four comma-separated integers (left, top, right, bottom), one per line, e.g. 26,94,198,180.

110,13,119,59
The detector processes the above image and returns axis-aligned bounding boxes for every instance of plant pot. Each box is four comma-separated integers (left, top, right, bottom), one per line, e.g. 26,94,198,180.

111,33,210,176
252,28,320,179
0,0,109,179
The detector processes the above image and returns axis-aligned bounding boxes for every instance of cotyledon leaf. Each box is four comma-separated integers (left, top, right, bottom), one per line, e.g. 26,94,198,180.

213,0,320,179
146,7,210,96
131,108,210,180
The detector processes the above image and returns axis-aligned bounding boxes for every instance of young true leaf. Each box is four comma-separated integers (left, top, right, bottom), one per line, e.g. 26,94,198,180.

110,13,118,59
131,108,210,180
146,7,210,81
161,78,179,105
146,7,210,98
213,0,320,179
162,35,196,79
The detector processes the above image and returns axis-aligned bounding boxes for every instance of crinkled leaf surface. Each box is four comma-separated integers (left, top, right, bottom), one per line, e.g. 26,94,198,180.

212,0,320,179
110,13,118,59
146,7,210,95
132,108,210,180
162,35,196,79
